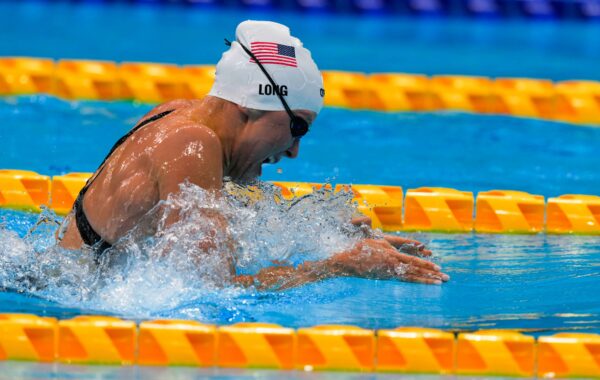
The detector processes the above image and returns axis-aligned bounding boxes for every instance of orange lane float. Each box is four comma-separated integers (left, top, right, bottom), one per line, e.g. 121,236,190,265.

376,327,454,374
369,73,434,111
321,71,373,109
475,190,545,233
119,62,186,103
0,57,54,95
430,75,495,113
296,325,375,372
138,320,216,366
1,313,600,375
217,323,295,369
3,57,600,126
455,330,535,377
555,81,600,125
0,314,57,362
403,187,474,232
492,78,557,119
2,169,600,236
537,333,600,378
0,169,50,212
58,316,136,365
54,60,120,101
546,194,600,234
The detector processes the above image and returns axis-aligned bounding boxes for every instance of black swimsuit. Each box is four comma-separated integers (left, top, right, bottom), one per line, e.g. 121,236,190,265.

73,109,174,257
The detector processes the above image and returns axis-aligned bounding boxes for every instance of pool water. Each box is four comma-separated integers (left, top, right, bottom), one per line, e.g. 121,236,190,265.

0,96,599,334
1,2,600,377
2,2,600,80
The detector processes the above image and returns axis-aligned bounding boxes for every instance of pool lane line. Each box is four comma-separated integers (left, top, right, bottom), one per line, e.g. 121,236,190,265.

1,169,600,235
1,57,600,126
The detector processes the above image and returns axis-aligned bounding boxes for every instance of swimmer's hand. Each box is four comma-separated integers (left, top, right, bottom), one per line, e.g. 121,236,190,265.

233,238,448,290
351,216,432,257
327,238,448,285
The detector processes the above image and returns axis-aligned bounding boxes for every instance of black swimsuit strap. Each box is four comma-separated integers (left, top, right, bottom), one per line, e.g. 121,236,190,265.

73,109,174,249
79,109,175,198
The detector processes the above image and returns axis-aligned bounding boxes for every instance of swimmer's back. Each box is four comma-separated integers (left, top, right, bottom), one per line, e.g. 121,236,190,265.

59,98,218,249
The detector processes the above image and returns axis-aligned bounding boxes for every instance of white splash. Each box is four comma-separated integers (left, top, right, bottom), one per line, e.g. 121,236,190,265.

0,181,363,319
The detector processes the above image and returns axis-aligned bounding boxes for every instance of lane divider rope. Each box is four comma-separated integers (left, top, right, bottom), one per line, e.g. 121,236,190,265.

0,314,599,376
1,57,600,125
1,169,599,234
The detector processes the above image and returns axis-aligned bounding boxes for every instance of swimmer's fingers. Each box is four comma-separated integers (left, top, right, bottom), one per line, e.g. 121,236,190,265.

393,251,441,272
399,244,432,257
382,250,448,285
383,235,432,257
383,235,422,247
401,275,443,285
403,265,449,282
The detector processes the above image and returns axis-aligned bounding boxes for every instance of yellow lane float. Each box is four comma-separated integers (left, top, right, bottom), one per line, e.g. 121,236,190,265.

492,78,557,119
217,322,295,369
475,190,545,233
403,187,474,232
455,330,535,377
369,73,434,111
54,60,120,101
296,325,375,371
1,314,600,375
0,314,57,362
138,320,216,366
0,169,50,212
119,62,186,103
2,169,600,235
430,75,494,113
321,71,372,110
546,194,600,234
0,57,54,95
3,57,600,126
537,333,600,378
376,327,454,374
555,81,600,125
58,316,136,365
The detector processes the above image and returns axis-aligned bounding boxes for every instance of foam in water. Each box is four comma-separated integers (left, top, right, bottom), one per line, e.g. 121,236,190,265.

0,181,364,319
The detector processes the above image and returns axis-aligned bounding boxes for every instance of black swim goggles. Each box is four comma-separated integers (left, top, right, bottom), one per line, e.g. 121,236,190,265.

225,39,310,139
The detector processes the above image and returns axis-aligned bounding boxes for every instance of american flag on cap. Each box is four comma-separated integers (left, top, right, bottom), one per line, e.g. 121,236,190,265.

249,41,297,68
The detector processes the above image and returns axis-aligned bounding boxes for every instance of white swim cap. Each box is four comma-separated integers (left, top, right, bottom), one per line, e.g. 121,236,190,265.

208,20,324,114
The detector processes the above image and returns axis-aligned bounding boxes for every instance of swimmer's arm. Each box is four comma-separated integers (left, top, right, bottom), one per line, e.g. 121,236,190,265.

232,259,338,290
233,239,449,290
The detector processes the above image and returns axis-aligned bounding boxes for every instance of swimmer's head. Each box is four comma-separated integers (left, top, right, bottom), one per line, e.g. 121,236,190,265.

208,20,324,115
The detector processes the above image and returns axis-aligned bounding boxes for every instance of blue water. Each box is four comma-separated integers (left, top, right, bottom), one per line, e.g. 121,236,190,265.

2,96,600,197
0,362,463,380
2,2,600,80
0,2,600,372
1,96,599,335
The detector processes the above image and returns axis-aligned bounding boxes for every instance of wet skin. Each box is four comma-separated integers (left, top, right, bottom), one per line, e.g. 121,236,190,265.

58,96,449,288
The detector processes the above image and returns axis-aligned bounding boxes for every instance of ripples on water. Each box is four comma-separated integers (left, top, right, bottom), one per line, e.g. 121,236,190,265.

0,182,599,333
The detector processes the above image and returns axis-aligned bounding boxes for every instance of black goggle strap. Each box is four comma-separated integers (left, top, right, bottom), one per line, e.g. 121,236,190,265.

225,38,297,120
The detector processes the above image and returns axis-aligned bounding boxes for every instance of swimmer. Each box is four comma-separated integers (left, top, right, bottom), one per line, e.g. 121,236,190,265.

58,20,449,288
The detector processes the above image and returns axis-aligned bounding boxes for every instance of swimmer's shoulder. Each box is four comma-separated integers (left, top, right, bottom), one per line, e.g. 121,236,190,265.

141,99,195,120
150,113,221,161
